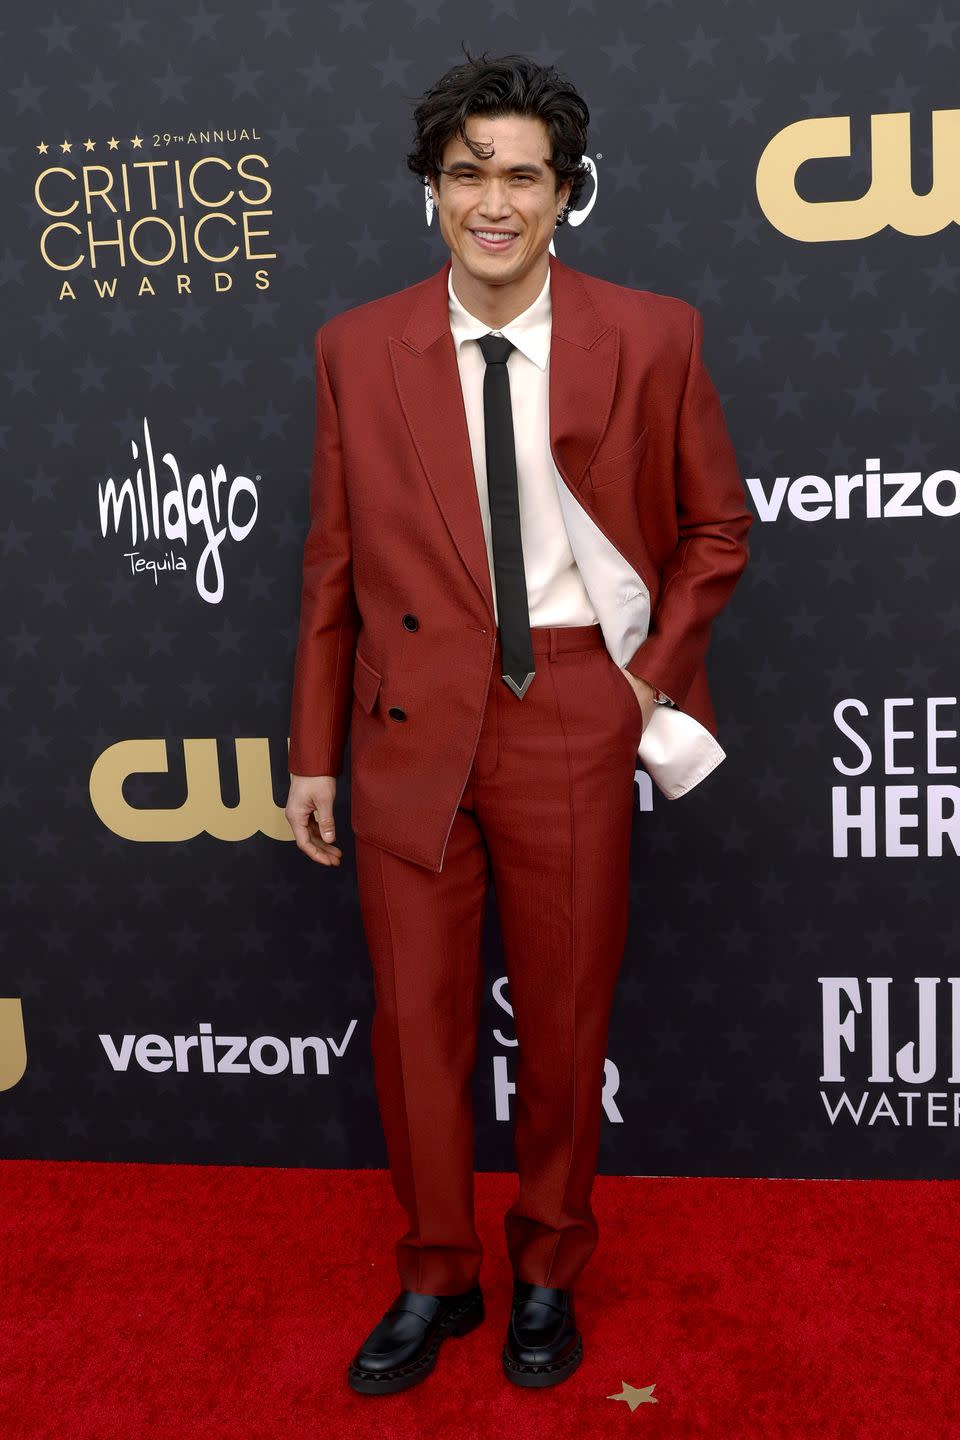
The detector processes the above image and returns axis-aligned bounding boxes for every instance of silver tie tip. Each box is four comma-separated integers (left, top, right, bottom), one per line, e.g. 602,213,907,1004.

502,671,535,699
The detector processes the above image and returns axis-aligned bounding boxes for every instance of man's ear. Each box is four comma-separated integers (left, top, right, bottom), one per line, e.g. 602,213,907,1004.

428,172,440,207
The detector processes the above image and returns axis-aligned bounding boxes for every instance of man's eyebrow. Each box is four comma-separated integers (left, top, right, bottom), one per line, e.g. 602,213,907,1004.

443,160,546,175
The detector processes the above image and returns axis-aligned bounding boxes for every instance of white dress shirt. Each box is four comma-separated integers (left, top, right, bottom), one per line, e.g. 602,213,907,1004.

446,265,723,797
447,266,599,630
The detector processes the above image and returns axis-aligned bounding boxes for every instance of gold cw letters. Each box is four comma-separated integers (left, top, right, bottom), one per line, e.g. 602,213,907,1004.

89,737,293,842
756,109,959,241
0,1000,26,1092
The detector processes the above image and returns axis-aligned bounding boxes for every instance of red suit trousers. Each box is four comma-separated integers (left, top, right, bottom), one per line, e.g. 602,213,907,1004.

354,620,644,1296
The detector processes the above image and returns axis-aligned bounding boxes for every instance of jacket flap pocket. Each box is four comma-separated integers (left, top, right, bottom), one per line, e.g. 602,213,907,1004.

353,650,382,714
588,425,649,490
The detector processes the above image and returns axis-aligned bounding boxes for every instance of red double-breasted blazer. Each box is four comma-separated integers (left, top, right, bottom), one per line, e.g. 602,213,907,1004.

288,252,752,872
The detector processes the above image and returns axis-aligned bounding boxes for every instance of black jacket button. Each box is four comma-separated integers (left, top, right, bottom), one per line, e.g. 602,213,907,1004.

388,707,407,721
402,614,419,631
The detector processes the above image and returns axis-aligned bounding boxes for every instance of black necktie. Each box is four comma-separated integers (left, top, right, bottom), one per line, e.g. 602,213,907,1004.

476,332,535,699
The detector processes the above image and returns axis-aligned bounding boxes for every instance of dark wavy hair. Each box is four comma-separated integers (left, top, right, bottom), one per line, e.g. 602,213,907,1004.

405,47,591,225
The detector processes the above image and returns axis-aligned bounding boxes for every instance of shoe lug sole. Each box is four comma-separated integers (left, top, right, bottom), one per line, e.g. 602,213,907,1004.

347,1295,484,1395
501,1333,583,1388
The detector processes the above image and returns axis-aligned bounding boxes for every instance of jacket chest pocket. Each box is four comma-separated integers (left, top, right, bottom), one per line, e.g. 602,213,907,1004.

352,651,383,714
587,425,649,490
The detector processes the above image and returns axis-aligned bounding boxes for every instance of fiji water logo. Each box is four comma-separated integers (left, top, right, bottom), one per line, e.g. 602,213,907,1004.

98,416,260,603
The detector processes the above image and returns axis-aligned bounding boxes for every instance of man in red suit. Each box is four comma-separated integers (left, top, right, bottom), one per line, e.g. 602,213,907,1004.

285,52,751,1394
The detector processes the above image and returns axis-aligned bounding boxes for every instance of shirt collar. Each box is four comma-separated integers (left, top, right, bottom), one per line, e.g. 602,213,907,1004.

447,265,552,371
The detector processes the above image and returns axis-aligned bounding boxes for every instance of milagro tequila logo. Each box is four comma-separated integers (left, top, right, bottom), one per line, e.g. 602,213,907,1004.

98,416,259,602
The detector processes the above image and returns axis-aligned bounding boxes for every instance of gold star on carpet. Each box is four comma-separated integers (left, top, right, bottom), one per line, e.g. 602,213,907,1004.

131,134,143,148
607,1381,658,1412
108,137,120,149
37,140,49,154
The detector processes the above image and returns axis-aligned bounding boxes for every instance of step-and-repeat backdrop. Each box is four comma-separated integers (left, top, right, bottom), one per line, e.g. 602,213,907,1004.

4,2,957,1179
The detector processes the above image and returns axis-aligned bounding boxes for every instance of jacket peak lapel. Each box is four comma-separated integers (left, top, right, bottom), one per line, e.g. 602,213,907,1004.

391,260,495,617
547,252,620,493
388,253,621,618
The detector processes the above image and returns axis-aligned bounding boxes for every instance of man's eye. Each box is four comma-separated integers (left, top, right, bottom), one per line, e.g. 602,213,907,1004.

450,173,536,184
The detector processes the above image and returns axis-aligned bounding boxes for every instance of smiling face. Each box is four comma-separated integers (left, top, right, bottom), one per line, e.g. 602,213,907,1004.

428,111,572,324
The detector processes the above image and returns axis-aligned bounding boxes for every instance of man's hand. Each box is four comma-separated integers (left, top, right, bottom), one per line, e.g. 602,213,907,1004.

619,668,658,736
285,774,343,866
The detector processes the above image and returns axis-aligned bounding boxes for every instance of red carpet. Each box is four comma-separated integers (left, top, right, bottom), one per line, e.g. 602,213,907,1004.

0,1162,956,1439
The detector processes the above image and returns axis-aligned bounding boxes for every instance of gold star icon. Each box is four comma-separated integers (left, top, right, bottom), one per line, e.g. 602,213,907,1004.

107,137,120,150
607,1381,658,1412
60,139,72,153
83,138,95,151
131,134,143,149
37,140,49,154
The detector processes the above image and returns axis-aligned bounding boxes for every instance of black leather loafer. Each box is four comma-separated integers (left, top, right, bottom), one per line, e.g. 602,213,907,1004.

502,1280,583,1387
347,1285,484,1394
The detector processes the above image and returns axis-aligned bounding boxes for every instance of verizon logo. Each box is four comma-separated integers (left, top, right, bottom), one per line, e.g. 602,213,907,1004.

98,1020,357,1075
747,457,960,522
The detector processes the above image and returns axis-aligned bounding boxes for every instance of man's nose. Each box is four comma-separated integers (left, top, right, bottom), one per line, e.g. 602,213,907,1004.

476,179,513,215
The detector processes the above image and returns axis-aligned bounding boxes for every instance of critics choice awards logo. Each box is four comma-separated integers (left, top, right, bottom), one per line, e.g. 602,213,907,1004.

34,127,273,299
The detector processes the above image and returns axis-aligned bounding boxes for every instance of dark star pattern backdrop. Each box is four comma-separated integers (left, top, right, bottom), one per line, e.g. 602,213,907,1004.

3,0,960,1179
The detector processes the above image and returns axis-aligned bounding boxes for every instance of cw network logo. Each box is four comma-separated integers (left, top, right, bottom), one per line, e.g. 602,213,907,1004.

0,999,26,1092
747,457,960,523
89,737,291,842
756,108,959,242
